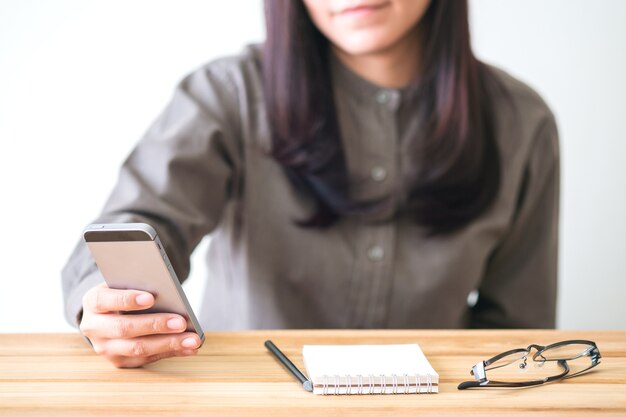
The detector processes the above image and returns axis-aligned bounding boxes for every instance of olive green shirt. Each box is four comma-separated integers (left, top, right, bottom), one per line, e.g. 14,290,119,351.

62,44,559,330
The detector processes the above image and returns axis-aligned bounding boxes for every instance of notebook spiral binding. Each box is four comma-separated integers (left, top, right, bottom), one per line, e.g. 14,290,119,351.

320,373,434,395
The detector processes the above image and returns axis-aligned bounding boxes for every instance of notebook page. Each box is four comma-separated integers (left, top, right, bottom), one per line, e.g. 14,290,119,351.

302,344,438,394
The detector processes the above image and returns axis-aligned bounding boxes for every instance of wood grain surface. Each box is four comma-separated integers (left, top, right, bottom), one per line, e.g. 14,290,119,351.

0,330,624,416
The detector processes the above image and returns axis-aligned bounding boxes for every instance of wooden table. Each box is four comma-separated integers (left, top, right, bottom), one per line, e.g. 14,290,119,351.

0,330,624,416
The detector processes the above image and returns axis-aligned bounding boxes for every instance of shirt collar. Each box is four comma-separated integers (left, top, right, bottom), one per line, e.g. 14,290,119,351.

330,52,422,110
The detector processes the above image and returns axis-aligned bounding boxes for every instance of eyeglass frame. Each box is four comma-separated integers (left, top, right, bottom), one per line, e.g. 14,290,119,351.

457,339,601,390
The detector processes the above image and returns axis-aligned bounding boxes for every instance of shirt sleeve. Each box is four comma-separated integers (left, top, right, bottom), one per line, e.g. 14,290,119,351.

469,112,560,329
61,65,242,328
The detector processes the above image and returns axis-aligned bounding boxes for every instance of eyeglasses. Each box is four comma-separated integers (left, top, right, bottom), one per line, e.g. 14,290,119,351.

458,339,601,389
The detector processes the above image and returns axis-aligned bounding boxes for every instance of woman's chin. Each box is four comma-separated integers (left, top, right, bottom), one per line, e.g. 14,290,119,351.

331,33,399,57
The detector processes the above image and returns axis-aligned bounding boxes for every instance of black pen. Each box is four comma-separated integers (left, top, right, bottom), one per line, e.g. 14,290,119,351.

264,340,313,392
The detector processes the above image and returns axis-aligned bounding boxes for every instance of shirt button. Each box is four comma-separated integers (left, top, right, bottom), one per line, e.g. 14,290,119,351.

376,90,390,104
370,166,387,182
367,245,384,262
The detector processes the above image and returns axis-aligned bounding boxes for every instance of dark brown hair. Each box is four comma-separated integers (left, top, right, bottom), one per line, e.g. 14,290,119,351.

263,0,501,234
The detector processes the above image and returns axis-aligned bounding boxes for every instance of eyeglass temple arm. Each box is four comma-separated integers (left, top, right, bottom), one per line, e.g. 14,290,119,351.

458,378,547,390
459,359,570,390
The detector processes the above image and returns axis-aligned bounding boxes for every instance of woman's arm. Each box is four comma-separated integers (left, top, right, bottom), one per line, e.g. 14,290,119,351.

469,113,560,329
62,63,243,328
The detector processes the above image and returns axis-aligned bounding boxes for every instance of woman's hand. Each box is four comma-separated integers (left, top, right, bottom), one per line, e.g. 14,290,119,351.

79,283,201,368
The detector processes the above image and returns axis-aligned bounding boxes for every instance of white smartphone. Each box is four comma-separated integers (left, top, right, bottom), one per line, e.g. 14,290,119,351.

83,222,205,345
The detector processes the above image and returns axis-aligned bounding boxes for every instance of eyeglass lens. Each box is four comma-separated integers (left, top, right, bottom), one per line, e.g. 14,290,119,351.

538,342,598,376
485,350,564,383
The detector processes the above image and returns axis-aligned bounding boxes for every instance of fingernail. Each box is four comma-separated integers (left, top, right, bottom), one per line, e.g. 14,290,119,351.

136,293,153,306
167,317,185,330
182,337,199,348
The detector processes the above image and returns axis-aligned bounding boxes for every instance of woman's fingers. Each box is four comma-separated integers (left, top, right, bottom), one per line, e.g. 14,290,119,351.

80,283,201,368
81,312,188,339
110,348,198,369
95,332,202,359
83,284,154,314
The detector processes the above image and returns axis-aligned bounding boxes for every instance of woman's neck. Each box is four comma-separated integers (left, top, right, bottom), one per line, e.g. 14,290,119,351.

332,26,422,89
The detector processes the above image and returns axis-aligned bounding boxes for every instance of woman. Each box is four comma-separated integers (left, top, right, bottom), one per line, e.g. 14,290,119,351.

62,0,559,368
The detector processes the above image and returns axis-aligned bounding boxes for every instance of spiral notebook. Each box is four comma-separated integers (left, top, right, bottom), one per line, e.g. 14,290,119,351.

302,344,439,395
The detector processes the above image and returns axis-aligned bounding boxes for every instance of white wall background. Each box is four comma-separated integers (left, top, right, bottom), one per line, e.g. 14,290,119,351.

0,0,624,333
